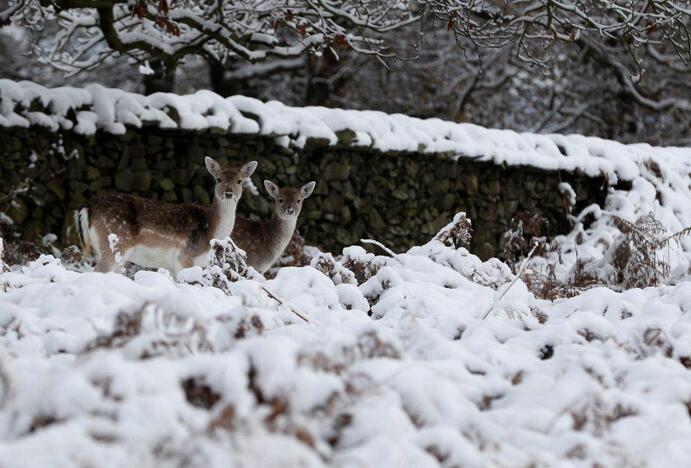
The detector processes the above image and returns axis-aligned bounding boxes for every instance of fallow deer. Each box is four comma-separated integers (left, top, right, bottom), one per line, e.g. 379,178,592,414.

75,157,257,275
232,180,316,274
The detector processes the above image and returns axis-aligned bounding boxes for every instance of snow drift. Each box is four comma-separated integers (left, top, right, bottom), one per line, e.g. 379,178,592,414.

1,237,691,467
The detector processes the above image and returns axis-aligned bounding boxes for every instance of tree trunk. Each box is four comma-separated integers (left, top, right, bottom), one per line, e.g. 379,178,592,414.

209,61,243,97
305,52,348,106
143,60,176,94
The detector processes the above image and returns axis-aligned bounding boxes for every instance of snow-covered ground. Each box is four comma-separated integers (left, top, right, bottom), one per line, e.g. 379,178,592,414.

0,234,690,467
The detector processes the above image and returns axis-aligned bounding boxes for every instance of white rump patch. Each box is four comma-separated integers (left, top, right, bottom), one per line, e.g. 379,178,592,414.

127,245,184,273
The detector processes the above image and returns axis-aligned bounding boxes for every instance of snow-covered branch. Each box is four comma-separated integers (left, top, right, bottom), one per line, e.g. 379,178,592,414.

424,0,691,68
4,0,414,73
4,0,690,75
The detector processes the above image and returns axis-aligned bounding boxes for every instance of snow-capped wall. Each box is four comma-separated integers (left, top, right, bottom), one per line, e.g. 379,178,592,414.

1,79,688,183
0,79,689,264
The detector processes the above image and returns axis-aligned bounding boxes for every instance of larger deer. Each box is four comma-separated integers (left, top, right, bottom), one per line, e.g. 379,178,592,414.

76,157,257,275
232,180,316,274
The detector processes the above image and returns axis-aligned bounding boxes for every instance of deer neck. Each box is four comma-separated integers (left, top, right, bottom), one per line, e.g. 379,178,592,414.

209,195,237,241
267,213,297,254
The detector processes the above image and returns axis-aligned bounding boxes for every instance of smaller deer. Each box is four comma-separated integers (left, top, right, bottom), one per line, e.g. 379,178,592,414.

76,157,257,275
232,180,316,273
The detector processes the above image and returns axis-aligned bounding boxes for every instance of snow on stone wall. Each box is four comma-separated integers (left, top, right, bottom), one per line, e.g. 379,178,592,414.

0,126,608,259
0,79,690,266
2,79,689,182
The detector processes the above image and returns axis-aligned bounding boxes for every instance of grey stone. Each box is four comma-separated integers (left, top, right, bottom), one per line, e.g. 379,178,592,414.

86,166,100,181
162,191,177,202
133,171,151,191
323,161,350,180
115,169,134,191
322,194,345,213
465,173,479,195
442,193,456,210
89,176,112,191
486,179,501,196
340,206,352,224
392,189,409,201
131,158,148,171
159,178,175,191
193,185,210,205
368,209,387,230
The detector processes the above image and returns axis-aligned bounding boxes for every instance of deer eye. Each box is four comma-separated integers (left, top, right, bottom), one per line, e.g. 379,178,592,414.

279,198,284,203
237,179,242,184
297,199,302,203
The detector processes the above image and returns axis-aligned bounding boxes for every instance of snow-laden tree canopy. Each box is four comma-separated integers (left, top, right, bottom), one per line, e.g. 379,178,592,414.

433,0,691,69
1,1,690,75
1,0,415,74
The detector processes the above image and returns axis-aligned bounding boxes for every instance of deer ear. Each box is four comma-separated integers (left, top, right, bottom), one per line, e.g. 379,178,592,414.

241,161,258,178
301,181,316,198
205,157,221,178
264,180,280,199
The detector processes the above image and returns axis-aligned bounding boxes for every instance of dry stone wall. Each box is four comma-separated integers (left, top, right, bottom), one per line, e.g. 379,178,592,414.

0,125,607,259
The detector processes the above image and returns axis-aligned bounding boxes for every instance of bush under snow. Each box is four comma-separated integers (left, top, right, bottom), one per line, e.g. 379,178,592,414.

0,231,690,467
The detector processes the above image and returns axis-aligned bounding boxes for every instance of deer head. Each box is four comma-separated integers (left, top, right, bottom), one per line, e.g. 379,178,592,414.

205,157,257,202
264,180,316,220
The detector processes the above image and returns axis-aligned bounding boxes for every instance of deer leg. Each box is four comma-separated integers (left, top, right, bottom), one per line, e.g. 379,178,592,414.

174,254,194,278
91,221,128,274
93,243,118,273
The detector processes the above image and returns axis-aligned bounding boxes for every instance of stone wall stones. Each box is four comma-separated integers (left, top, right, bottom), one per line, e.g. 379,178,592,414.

0,125,608,259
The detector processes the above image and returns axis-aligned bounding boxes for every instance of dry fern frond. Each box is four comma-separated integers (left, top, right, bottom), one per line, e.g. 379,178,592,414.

310,252,357,285
434,212,472,249
662,226,691,245
502,211,549,270
606,212,689,289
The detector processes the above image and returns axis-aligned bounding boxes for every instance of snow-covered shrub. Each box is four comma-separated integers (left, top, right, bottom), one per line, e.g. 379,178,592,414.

2,218,691,466
275,233,315,270
502,211,549,270
515,209,691,297
408,241,512,289
433,212,472,249
189,237,263,294
310,252,357,285
605,214,691,289
574,214,691,290
521,262,584,300
340,246,392,285
84,301,220,358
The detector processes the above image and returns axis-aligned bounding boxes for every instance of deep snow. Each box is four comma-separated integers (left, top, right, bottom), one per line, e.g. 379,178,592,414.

0,236,690,467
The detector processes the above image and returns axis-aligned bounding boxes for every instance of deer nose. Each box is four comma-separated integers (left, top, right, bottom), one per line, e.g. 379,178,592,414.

285,207,295,215
224,191,234,199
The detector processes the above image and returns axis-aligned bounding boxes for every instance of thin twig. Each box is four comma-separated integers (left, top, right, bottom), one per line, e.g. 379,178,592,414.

0,238,7,273
360,238,401,260
259,284,313,324
482,243,539,320
219,238,314,324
